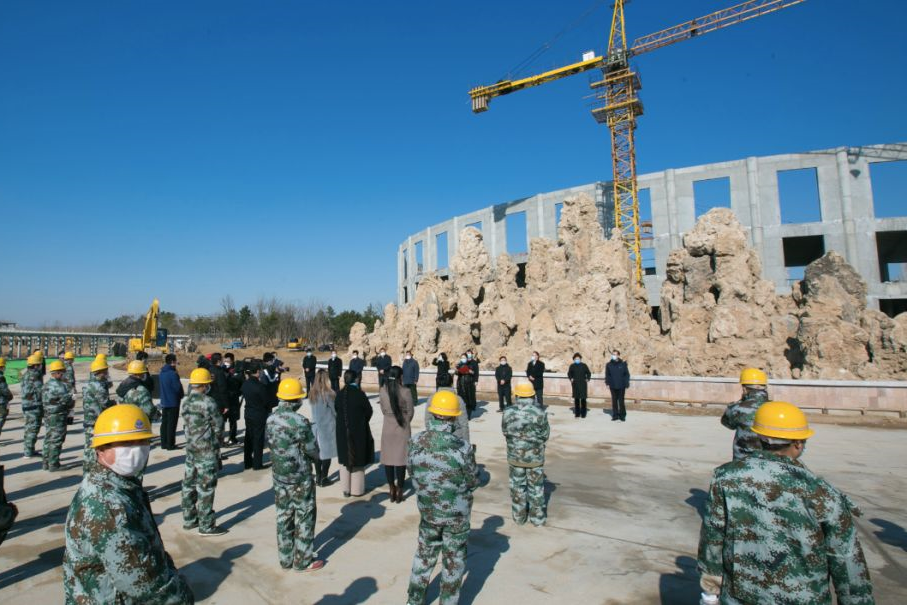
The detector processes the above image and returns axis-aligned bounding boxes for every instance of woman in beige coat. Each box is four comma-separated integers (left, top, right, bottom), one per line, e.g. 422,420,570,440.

378,366,414,503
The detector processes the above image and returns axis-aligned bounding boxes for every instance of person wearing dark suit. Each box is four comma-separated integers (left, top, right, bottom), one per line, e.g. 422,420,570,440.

374,348,392,388
495,356,513,412
567,353,592,418
349,350,365,383
431,353,451,390
223,352,243,444
327,349,343,392
605,350,631,422
526,352,546,406
302,348,318,393
242,362,274,470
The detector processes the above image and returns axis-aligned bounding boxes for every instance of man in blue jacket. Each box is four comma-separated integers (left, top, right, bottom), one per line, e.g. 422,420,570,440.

159,354,185,450
402,350,420,404
604,350,630,422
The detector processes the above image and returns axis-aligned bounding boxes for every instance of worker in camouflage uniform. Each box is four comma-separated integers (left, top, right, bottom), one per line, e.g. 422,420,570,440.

698,401,874,605
41,359,74,471
721,367,770,460
0,358,12,437
266,377,325,572
119,360,159,422
64,404,194,604
81,357,116,468
62,351,76,389
180,367,226,536
21,353,45,458
502,383,550,526
407,390,478,605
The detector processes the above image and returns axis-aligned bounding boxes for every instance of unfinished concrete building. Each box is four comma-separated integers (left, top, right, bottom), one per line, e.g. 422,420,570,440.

398,143,907,317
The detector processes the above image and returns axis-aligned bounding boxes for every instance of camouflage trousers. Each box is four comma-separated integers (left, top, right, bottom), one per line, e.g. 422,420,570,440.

407,519,469,605
182,453,218,530
82,425,98,471
0,403,7,435
23,404,44,456
274,477,317,570
509,465,546,526
42,408,68,469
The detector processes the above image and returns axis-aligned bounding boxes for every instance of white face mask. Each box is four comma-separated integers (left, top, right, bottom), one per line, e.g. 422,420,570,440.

108,445,150,478
611,355,618,361
532,356,538,362
500,360,507,366
331,353,336,359
380,352,386,357
405,354,412,360
467,353,473,359
460,357,467,364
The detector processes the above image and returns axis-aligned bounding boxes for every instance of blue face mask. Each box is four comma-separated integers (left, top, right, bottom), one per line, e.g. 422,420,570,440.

574,359,581,364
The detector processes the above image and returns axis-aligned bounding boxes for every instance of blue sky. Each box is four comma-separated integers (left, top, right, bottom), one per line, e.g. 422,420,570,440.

2,0,905,326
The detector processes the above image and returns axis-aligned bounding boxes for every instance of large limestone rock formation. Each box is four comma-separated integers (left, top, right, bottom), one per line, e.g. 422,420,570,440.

795,251,907,379
653,208,797,378
349,192,660,373
350,196,907,380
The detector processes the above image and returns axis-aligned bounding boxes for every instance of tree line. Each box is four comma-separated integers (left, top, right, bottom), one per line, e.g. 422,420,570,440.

94,297,383,347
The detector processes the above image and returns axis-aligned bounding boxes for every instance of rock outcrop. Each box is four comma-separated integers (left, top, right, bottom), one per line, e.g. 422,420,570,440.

350,195,907,380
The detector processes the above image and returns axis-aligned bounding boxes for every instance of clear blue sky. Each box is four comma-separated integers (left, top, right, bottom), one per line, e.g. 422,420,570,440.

2,0,905,326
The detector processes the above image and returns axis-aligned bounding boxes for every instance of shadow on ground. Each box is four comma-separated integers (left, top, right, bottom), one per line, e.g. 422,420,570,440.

313,576,378,604
316,493,388,562
658,555,701,605
870,518,907,552
181,543,252,600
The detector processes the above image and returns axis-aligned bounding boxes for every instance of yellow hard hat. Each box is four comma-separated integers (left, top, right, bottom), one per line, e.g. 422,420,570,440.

513,383,536,398
277,377,305,401
90,358,109,373
95,353,108,361
752,401,814,441
740,368,767,386
27,354,42,366
92,404,154,448
189,367,213,385
0,357,5,368
48,360,66,373
127,360,148,375
33,350,44,359
63,351,75,360
428,390,461,417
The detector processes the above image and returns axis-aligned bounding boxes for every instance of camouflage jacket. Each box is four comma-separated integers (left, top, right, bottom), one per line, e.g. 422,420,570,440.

42,377,75,413
408,416,478,530
123,384,157,423
502,397,550,468
20,367,44,404
64,362,76,389
720,389,769,460
63,465,194,604
0,375,12,405
82,375,114,430
266,402,319,484
698,450,874,605
180,391,222,458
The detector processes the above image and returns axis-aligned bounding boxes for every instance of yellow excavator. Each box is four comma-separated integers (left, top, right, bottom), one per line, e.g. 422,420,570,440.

129,299,169,356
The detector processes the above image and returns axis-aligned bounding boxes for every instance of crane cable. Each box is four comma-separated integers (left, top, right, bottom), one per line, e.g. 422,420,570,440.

503,0,608,80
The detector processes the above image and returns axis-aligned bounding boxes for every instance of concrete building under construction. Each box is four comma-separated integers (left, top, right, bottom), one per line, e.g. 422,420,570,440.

398,143,907,317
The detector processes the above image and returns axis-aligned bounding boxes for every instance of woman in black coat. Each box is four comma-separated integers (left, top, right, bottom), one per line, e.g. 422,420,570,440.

567,352,592,418
335,370,375,497
431,353,451,390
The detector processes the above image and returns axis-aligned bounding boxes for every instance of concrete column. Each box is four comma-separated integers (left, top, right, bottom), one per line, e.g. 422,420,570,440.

450,216,461,259
526,196,541,240
425,226,435,272
664,169,680,249
745,157,763,254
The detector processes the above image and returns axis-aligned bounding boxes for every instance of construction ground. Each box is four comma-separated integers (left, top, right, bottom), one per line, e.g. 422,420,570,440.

1,362,905,604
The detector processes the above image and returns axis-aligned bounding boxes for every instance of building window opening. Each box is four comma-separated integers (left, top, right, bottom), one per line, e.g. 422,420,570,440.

879,298,907,318
465,221,482,232
637,188,653,239
783,235,825,284
869,160,907,219
650,306,661,323
555,203,564,227
778,167,821,224
876,230,907,283
403,287,408,304
506,211,528,254
435,231,449,269
693,176,731,217
403,253,408,279
414,240,424,274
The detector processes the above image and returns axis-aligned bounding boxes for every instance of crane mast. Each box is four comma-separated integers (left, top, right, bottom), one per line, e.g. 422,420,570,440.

469,0,807,285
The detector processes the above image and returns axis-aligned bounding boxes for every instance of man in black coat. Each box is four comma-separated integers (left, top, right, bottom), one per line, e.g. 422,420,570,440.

374,348,392,388
327,349,343,391
526,352,546,406
209,353,231,444
223,352,243,444
567,353,592,418
302,348,318,393
349,350,365,383
241,362,273,470
335,370,375,497
495,356,512,412
605,350,631,422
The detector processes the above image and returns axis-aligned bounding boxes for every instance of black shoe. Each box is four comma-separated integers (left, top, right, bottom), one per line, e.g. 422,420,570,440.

581,413,587,418
611,416,619,421
620,417,626,422
199,525,228,537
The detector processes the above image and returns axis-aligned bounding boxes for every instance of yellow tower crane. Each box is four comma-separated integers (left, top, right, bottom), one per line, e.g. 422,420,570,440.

470,0,807,284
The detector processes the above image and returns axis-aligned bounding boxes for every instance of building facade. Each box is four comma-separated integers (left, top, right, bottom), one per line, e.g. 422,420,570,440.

398,143,907,317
